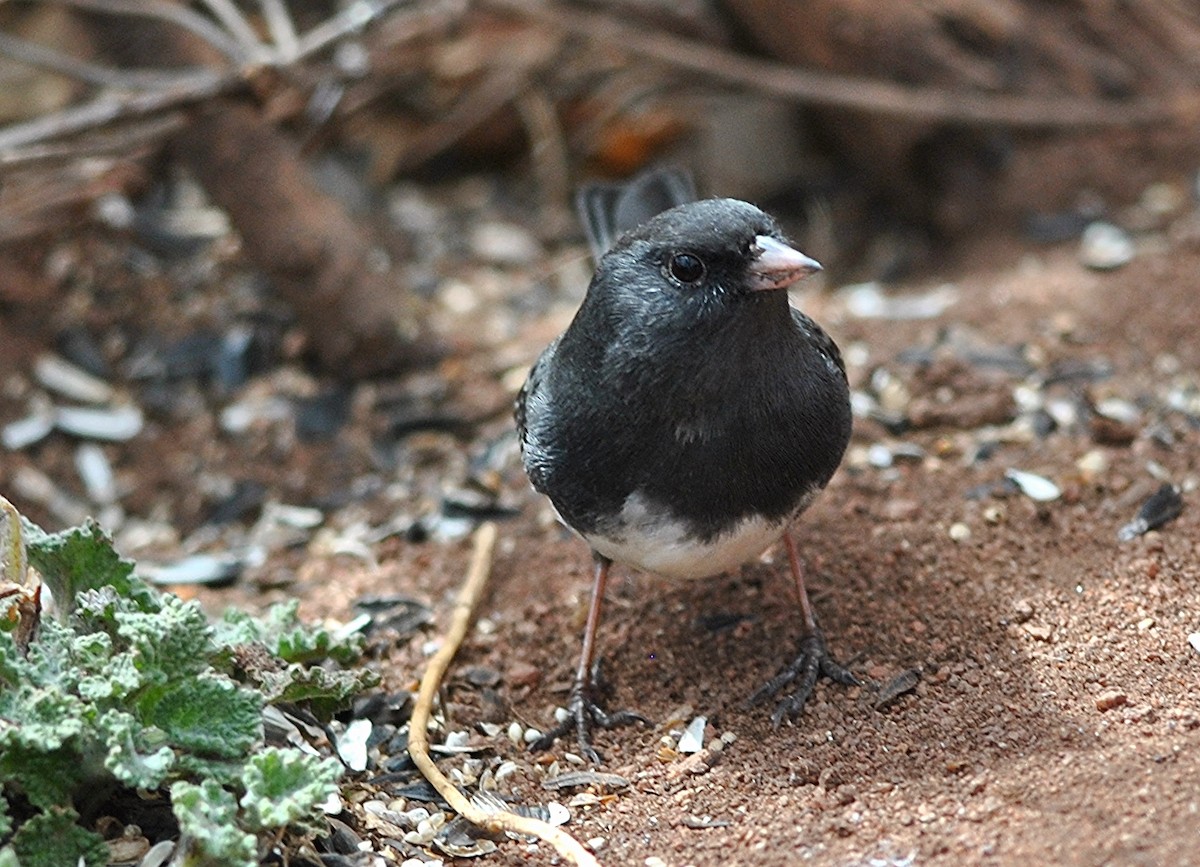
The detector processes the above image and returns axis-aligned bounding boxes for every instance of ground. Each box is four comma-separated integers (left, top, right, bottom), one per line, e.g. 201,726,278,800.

1,179,1198,866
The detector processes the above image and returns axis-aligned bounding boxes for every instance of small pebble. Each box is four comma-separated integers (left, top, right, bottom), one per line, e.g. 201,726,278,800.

587,837,607,851
506,660,541,687
1188,633,1200,655
1011,599,1035,624
948,522,971,542
1095,397,1140,425
1024,623,1053,642
841,282,959,320
1140,181,1183,218
522,727,543,745
1095,690,1128,712
506,722,524,745
404,807,431,824
1079,221,1134,270
1076,449,1109,479
881,499,920,522
867,443,894,468
470,221,541,265
645,858,668,867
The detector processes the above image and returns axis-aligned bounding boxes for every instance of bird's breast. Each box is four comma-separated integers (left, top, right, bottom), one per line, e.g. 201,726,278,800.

582,488,818,579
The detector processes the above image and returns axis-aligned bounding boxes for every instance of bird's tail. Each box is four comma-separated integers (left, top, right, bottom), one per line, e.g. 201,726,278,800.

575,167,696,261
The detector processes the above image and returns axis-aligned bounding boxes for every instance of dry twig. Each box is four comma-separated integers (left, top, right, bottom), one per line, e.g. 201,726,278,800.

485,0,1175,128
0,30,208,90
407,522,602,867
46,0,251,64
0,75,227,152
0,0,418,155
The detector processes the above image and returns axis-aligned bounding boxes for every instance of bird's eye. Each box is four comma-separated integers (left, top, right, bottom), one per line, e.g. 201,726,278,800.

668,253,705,284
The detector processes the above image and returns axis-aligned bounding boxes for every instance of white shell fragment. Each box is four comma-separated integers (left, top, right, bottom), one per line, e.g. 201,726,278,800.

55,405,144,441
546,802,570,826
137,840,176,867
1079,221,1134,271
219,396,292,434
1188,633,1200,655
336,717,373,771
145,553,243,586
677,715,707,754
2,412,55,450
1005,469,1062,502
34,354,114,404
841,282,959,320
261,501,325,529
75,443,117,504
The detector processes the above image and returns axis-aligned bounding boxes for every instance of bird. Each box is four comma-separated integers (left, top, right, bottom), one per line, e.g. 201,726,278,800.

515,168,856,762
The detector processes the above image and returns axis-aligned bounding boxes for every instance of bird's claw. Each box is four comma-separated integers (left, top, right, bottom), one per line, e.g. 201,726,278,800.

747,628,859,726
529,684,648,764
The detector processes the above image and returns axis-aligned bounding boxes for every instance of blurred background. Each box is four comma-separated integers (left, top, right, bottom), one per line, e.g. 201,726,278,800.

1,0,1197,556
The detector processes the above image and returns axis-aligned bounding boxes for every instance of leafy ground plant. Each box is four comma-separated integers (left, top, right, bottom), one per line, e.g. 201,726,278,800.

0,497,376,866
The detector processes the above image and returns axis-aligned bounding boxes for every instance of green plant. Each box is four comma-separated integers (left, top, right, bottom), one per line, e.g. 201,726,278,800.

0,499,377,866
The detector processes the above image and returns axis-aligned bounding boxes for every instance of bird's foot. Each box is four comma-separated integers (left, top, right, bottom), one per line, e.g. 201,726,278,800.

529,679,648,764
747,628,860,726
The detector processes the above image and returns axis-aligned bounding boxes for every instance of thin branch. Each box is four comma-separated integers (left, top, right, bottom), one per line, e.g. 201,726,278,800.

294,0,420,61
0,72,230,152
0,114,185,170
260,0,300,63
197,0,270,61
45,0,249,66
0,30,211,91
515,86,572,233
407,522,601,867
484,0,1174,128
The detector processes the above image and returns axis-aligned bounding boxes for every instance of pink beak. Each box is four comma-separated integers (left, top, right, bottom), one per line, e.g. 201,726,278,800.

747,235,822,291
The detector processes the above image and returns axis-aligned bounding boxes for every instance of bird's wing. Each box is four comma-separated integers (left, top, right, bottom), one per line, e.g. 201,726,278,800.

791,308,848,381
513,336,559,453
575,167,696,260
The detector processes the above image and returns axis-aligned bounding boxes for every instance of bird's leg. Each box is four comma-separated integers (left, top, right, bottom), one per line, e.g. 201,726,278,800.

529,553,648,762
748,532,859,725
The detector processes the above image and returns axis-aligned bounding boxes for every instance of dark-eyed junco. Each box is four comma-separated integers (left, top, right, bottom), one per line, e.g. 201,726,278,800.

516,169,855,761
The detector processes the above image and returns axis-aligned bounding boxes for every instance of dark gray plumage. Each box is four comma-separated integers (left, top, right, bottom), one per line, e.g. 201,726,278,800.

515,172,856,761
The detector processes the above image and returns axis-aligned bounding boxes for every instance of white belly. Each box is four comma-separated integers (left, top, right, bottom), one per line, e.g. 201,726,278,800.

581,490,813,579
